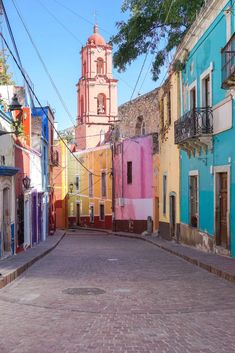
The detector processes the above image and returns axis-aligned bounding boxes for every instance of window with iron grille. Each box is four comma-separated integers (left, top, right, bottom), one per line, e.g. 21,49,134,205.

189,175,198,228
75,176,80,191
101,172,106,197
127,161,132,184
89,173,93,197
100,204,105,221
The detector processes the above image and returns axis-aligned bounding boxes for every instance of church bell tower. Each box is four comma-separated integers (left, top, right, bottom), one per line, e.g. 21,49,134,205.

76,25,118,149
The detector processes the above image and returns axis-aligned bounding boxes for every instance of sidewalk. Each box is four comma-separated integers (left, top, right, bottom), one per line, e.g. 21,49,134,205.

0,229,65,289
113,231,235,284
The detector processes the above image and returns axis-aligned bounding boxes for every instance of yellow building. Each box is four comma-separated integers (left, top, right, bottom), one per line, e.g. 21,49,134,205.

159,72,180,239
67,144,113,230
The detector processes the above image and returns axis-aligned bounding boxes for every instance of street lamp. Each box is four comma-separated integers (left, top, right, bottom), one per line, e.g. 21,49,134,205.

0,94,22,137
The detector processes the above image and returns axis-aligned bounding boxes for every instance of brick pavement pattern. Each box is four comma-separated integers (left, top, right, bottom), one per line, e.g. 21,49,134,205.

0,230,235,353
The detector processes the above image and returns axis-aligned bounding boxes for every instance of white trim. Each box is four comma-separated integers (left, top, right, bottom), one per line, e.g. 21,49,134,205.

200,62,213,107
213,165,230,250
188,80,197,110
189,170,199,176
225,7,232,42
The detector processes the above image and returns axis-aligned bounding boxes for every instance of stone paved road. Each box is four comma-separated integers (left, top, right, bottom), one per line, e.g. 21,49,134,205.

0,230,235,353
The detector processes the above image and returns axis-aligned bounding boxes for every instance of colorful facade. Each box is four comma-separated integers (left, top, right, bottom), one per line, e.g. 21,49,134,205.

113,134,159,233
67,144,112,230
174,0,235,256
159,72,180,240
0,107,18,258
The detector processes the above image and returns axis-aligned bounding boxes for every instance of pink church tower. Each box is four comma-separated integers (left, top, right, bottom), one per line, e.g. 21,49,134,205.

76,25,118,149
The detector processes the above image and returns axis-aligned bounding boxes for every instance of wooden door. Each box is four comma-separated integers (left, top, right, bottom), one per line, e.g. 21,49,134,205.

219,173,228,248
170,195,176,238
154,197,159,231
76,203,80,226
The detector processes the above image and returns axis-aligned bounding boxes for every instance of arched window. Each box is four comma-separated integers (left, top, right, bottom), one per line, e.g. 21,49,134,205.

141,121,146,135
100,129,105,144
97,93,106,114
135,116,143,135
97,58,104,75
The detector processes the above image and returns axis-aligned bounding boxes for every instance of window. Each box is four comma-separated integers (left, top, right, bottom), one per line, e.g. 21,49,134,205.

202,75,211,107
127,161,132,184
189,175,198,228
141,121,146,135
89,173,93,197
163,175,167,215
101,172,106,197
167,90,171,125
0,155,5,166
97,58,104,74
97,93,106,114
90,205,94,223
190,87,196,109
135,116,143,135
100,129,105,144
100,204,105,221
75,176,80,191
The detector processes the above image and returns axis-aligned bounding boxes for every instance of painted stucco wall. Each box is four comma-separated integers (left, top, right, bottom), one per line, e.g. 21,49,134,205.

114,135,153,221
159,72,180,227
179,0,235,256
67,144,112,229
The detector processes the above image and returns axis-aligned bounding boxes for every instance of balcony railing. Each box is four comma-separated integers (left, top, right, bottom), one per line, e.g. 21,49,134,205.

174,107,213,145
50,150,59,166
222,33,235,89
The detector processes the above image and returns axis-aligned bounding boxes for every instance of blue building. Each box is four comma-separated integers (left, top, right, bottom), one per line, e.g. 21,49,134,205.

174,0,235,257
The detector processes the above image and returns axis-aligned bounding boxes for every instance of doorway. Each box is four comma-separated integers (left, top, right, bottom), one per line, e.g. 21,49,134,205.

154,197,159,231
76,203,81,226
3,188,11,255
169,194,176,238
216,172,228,249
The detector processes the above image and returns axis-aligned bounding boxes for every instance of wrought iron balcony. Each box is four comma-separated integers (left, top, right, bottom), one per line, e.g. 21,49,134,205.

222,33,235,89
174,107,213,145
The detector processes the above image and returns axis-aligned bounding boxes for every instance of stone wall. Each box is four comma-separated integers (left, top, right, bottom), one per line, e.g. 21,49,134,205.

116,88,160,139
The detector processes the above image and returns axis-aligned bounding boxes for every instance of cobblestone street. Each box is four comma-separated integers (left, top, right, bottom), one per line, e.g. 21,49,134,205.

0,230,235,353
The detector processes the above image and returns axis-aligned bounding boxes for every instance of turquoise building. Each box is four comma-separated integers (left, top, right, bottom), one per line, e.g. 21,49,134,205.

174,0,235,257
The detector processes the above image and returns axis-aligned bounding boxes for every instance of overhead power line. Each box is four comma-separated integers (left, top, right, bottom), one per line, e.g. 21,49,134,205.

0,32,106,177
11,0,76,129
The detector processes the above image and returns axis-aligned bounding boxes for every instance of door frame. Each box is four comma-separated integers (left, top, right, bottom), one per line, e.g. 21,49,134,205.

214,165,230,250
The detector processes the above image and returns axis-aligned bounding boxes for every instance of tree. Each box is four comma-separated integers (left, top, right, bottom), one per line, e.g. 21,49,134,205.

111,0,204,81
0,50,15,85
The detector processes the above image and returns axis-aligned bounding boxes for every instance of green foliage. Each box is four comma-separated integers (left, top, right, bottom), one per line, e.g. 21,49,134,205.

0,51,15,85
111,0,204,81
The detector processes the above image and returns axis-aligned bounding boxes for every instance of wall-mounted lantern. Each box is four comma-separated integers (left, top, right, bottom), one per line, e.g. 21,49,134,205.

0,94,23,137
22,175,31,189
69,182,74,193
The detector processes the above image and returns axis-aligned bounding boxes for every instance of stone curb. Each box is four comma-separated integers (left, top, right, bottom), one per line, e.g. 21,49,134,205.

112,232,235,285
0,231,66,290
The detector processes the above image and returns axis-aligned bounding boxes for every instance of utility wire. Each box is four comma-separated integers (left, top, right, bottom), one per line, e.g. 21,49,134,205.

11,0,76,129
0,33,105,177
38,0,83,45
52,0,111,36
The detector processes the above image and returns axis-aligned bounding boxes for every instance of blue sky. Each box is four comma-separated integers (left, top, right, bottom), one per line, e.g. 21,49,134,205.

2,0,164,130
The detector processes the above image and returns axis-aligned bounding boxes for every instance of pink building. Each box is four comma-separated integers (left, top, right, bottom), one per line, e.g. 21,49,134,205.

113,134,159,233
